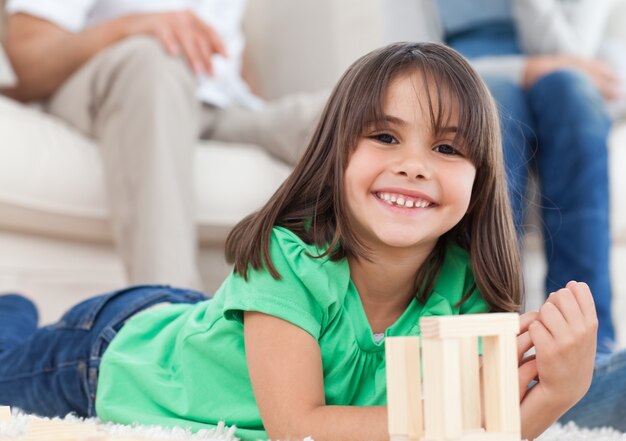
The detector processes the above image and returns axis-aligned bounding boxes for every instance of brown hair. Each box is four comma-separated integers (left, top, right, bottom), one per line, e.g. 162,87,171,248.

225,42,522,312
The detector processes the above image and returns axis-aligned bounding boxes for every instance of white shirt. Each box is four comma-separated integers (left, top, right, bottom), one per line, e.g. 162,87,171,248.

5,0,263,109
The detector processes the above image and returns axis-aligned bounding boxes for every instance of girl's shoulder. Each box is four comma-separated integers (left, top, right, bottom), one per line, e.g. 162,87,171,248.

271,225,329,256
268,225,349,288
225,226,350,302
217,226,350,338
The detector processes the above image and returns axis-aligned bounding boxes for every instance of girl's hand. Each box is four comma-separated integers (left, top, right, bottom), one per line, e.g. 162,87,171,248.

519,282,597,440
517,311,538,401
530,281,597,406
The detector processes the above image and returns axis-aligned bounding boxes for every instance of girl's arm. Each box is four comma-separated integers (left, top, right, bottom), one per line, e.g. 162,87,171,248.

244,311,389,441
517,281,598,441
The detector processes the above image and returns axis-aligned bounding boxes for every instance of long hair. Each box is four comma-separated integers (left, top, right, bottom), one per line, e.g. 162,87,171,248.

225,42,522,312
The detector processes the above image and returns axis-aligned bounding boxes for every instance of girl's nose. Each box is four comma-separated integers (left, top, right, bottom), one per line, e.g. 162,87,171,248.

394,152,431,180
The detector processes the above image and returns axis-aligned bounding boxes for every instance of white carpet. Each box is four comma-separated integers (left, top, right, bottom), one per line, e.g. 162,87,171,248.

0,413,238,441
0,411,624,441
538,422,626,440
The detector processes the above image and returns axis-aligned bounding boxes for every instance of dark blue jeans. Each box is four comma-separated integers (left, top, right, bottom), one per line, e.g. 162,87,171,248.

560,351,626,429
488,71,614,353
447,24,615,354
0,286,206,418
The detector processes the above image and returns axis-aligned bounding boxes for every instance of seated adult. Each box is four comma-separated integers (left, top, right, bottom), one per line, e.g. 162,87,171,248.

3,0,327,290
410,0,618,355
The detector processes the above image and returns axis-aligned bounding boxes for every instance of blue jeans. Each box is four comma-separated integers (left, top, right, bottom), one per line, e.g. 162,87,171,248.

447,24,615,354
560,351,626,429
0,286,206,418
487,72,614,353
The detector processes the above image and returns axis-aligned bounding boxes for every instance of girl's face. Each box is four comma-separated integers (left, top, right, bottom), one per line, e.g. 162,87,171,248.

344,73,476,255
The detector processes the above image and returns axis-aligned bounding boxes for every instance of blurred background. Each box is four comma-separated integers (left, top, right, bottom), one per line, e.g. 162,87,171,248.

0,0,626,346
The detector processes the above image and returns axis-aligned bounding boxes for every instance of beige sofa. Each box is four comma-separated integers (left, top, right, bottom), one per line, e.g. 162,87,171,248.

1,1,626,344
0,0,385,323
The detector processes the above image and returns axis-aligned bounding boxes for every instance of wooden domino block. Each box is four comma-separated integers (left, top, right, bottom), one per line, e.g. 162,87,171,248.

78,433,148,441
23,418,100,441
482,334,520,434
0,412,173,441
421,337,462,440
459,337,481,432
386,337,423,441
420,313,519,339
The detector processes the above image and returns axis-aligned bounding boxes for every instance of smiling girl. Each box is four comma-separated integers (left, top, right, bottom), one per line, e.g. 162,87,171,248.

0,42,597,441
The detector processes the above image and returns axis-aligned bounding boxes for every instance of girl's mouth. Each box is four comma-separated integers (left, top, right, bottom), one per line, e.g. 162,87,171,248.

374,192,434,209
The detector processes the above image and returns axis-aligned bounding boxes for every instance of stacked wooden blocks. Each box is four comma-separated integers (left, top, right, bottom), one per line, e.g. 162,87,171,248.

386,313,520,441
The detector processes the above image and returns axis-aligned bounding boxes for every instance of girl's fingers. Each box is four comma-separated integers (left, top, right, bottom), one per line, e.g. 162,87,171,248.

518,311,538,360
518,357,538,401
528,319,553,352
566,281,599,340
519,310,538,333
517,330,534,362
546,288,583,326
566,281,598,324
537,301,568,340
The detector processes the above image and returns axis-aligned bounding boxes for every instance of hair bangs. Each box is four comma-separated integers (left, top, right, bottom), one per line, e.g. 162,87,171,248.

414,55,494,170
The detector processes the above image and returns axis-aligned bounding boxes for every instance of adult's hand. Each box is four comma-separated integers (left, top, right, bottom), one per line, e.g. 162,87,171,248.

524,56,621,100
119,10,228,75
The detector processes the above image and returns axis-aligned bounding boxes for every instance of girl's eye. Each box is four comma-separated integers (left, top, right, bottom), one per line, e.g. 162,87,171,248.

371,133,398,145
434,144,461,155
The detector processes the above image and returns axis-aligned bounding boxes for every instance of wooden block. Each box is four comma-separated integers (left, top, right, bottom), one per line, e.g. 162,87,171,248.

0,406,11,423
457,433,520,441
420,313,519,339
24,418,100,441
422,338,462,440
459,337,481,431
37,433,150,441
482,335,520,436
386,337,423,441
81,435,108,441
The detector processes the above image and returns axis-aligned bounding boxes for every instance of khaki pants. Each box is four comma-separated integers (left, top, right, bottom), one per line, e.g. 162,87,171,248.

47,36,327,290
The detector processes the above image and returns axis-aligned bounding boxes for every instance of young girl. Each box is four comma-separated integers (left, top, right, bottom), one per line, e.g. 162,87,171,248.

0,42,597,441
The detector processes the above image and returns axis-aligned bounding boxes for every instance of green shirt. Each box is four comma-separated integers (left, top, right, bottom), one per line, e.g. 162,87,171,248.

96,227,488,440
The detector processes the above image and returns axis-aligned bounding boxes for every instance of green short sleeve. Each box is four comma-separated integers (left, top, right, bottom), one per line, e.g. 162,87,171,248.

222,227,349,340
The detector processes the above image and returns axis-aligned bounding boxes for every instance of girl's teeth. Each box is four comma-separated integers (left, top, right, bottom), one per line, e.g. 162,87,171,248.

377,192,430,208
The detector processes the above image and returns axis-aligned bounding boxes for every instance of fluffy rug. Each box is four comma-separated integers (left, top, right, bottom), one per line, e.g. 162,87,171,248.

0,411,624,441
0,412,238,441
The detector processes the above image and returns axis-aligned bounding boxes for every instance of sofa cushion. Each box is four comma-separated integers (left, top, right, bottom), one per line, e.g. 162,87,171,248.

0,95,291,244
1,94,625,245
